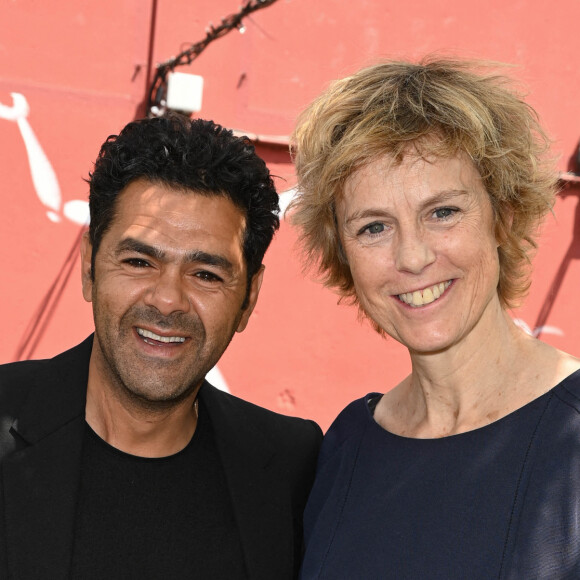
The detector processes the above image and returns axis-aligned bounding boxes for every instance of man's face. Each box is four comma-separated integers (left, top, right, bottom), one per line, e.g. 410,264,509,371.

81,179,262,406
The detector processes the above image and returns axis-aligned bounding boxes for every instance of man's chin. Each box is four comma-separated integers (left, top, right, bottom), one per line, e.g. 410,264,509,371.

120,380,200,409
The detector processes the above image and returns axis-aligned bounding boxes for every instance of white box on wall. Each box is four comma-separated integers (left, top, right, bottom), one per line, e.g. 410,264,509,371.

166,72,204,113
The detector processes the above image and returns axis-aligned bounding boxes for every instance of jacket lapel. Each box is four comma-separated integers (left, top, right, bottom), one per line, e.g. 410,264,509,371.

2,337,92,579
201,382,296,580
2,345,298,579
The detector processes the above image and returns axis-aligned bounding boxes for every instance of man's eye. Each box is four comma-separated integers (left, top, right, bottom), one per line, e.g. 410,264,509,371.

124,258,150,268
196,271,223,283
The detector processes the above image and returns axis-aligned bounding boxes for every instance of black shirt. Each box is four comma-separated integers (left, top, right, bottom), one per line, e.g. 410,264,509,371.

71,398,247,579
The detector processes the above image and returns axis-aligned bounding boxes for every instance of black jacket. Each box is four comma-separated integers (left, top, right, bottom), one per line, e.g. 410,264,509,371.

0,336,322,579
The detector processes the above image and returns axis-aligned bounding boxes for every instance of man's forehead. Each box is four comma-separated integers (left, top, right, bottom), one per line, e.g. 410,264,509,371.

101,181,245,258
112,180,245,223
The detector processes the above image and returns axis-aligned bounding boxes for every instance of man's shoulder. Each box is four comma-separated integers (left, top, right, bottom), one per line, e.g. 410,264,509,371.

0,357,50,410
201,382,322,491
0,337,93,417
200,381,322,445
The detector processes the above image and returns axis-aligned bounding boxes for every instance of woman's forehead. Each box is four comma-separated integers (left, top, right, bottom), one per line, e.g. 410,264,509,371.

344,150,482,195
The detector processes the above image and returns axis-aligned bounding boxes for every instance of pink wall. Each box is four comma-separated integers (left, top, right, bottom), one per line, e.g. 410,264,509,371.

2,0,579,430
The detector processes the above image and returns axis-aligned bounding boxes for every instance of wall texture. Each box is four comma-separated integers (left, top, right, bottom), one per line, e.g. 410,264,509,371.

2,0,579,429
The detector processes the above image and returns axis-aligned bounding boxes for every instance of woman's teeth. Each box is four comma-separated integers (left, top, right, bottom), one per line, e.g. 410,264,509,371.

398,281,451,307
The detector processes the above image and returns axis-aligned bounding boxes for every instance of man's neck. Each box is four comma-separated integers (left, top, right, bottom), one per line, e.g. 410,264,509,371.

85,365,201,458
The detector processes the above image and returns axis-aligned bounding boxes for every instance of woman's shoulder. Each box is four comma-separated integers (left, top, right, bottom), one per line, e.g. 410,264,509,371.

317,394,378,464
327,393,377,434
556,351,580,378
512,341,580,412
552,358,580,411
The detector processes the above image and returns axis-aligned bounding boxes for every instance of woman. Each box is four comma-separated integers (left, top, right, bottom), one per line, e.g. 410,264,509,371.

290,59,580,579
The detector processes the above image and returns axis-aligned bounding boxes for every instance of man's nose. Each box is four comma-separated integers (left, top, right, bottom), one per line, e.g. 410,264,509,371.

143,270,191,316
394,226,436,274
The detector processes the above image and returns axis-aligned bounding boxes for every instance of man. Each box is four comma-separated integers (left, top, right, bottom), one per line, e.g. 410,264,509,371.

0,115,322,579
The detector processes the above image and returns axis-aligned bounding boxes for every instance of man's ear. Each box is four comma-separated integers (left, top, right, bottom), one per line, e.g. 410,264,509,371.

80,231,94,303
236,265,265,333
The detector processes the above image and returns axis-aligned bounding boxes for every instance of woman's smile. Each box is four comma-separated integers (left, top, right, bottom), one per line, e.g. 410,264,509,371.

396,280,452,307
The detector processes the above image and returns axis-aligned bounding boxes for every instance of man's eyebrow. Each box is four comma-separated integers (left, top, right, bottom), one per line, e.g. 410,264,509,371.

116,238,165,260
184,250,234,273
115,238,234,273
345,189,469,224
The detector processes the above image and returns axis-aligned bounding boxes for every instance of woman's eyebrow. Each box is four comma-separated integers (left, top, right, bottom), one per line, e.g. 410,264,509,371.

344,208,393,224
345,189,469,223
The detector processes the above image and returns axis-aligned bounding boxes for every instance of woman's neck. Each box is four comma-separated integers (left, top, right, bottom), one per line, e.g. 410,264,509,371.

375,311,572,439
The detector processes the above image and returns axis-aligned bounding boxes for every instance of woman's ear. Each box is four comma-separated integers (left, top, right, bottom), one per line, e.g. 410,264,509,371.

494,202,514,247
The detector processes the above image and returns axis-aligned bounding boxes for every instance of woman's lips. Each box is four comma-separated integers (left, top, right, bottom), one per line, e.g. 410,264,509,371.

397,280,452,307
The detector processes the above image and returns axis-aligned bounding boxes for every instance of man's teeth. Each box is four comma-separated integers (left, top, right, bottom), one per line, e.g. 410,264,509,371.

398,281,451,307
137,328,186,343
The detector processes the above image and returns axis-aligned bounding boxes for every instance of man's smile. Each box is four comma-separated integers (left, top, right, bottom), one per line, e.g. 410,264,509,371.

136,327,187,344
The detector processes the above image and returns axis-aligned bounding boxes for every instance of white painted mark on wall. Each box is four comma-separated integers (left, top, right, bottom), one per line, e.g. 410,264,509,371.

1,91,233,392
0,92,89,225
513,318,564,338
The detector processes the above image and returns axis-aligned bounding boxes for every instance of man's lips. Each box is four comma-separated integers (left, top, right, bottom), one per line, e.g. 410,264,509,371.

136,327,187,344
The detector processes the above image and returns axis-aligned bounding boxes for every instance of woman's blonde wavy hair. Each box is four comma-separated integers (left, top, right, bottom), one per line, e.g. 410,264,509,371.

289,57,557,310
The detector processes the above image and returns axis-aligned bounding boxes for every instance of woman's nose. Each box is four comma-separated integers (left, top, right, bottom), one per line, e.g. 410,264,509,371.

394,227,436,274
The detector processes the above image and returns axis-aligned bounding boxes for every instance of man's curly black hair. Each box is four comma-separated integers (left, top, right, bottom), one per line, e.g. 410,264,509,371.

87,114,279,294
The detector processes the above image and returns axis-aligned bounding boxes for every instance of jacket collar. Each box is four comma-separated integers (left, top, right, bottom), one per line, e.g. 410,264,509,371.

3,336,92,579
4,339,296,580
200,382,296,580
10,335,92,444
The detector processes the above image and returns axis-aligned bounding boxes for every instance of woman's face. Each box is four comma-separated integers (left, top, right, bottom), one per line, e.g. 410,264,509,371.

337,152,502,354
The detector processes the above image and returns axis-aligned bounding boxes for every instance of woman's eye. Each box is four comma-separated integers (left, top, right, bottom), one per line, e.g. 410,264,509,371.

433,207,457,220
362,222,385,235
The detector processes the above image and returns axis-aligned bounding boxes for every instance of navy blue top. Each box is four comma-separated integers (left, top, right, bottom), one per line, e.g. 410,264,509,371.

301,370,580,579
